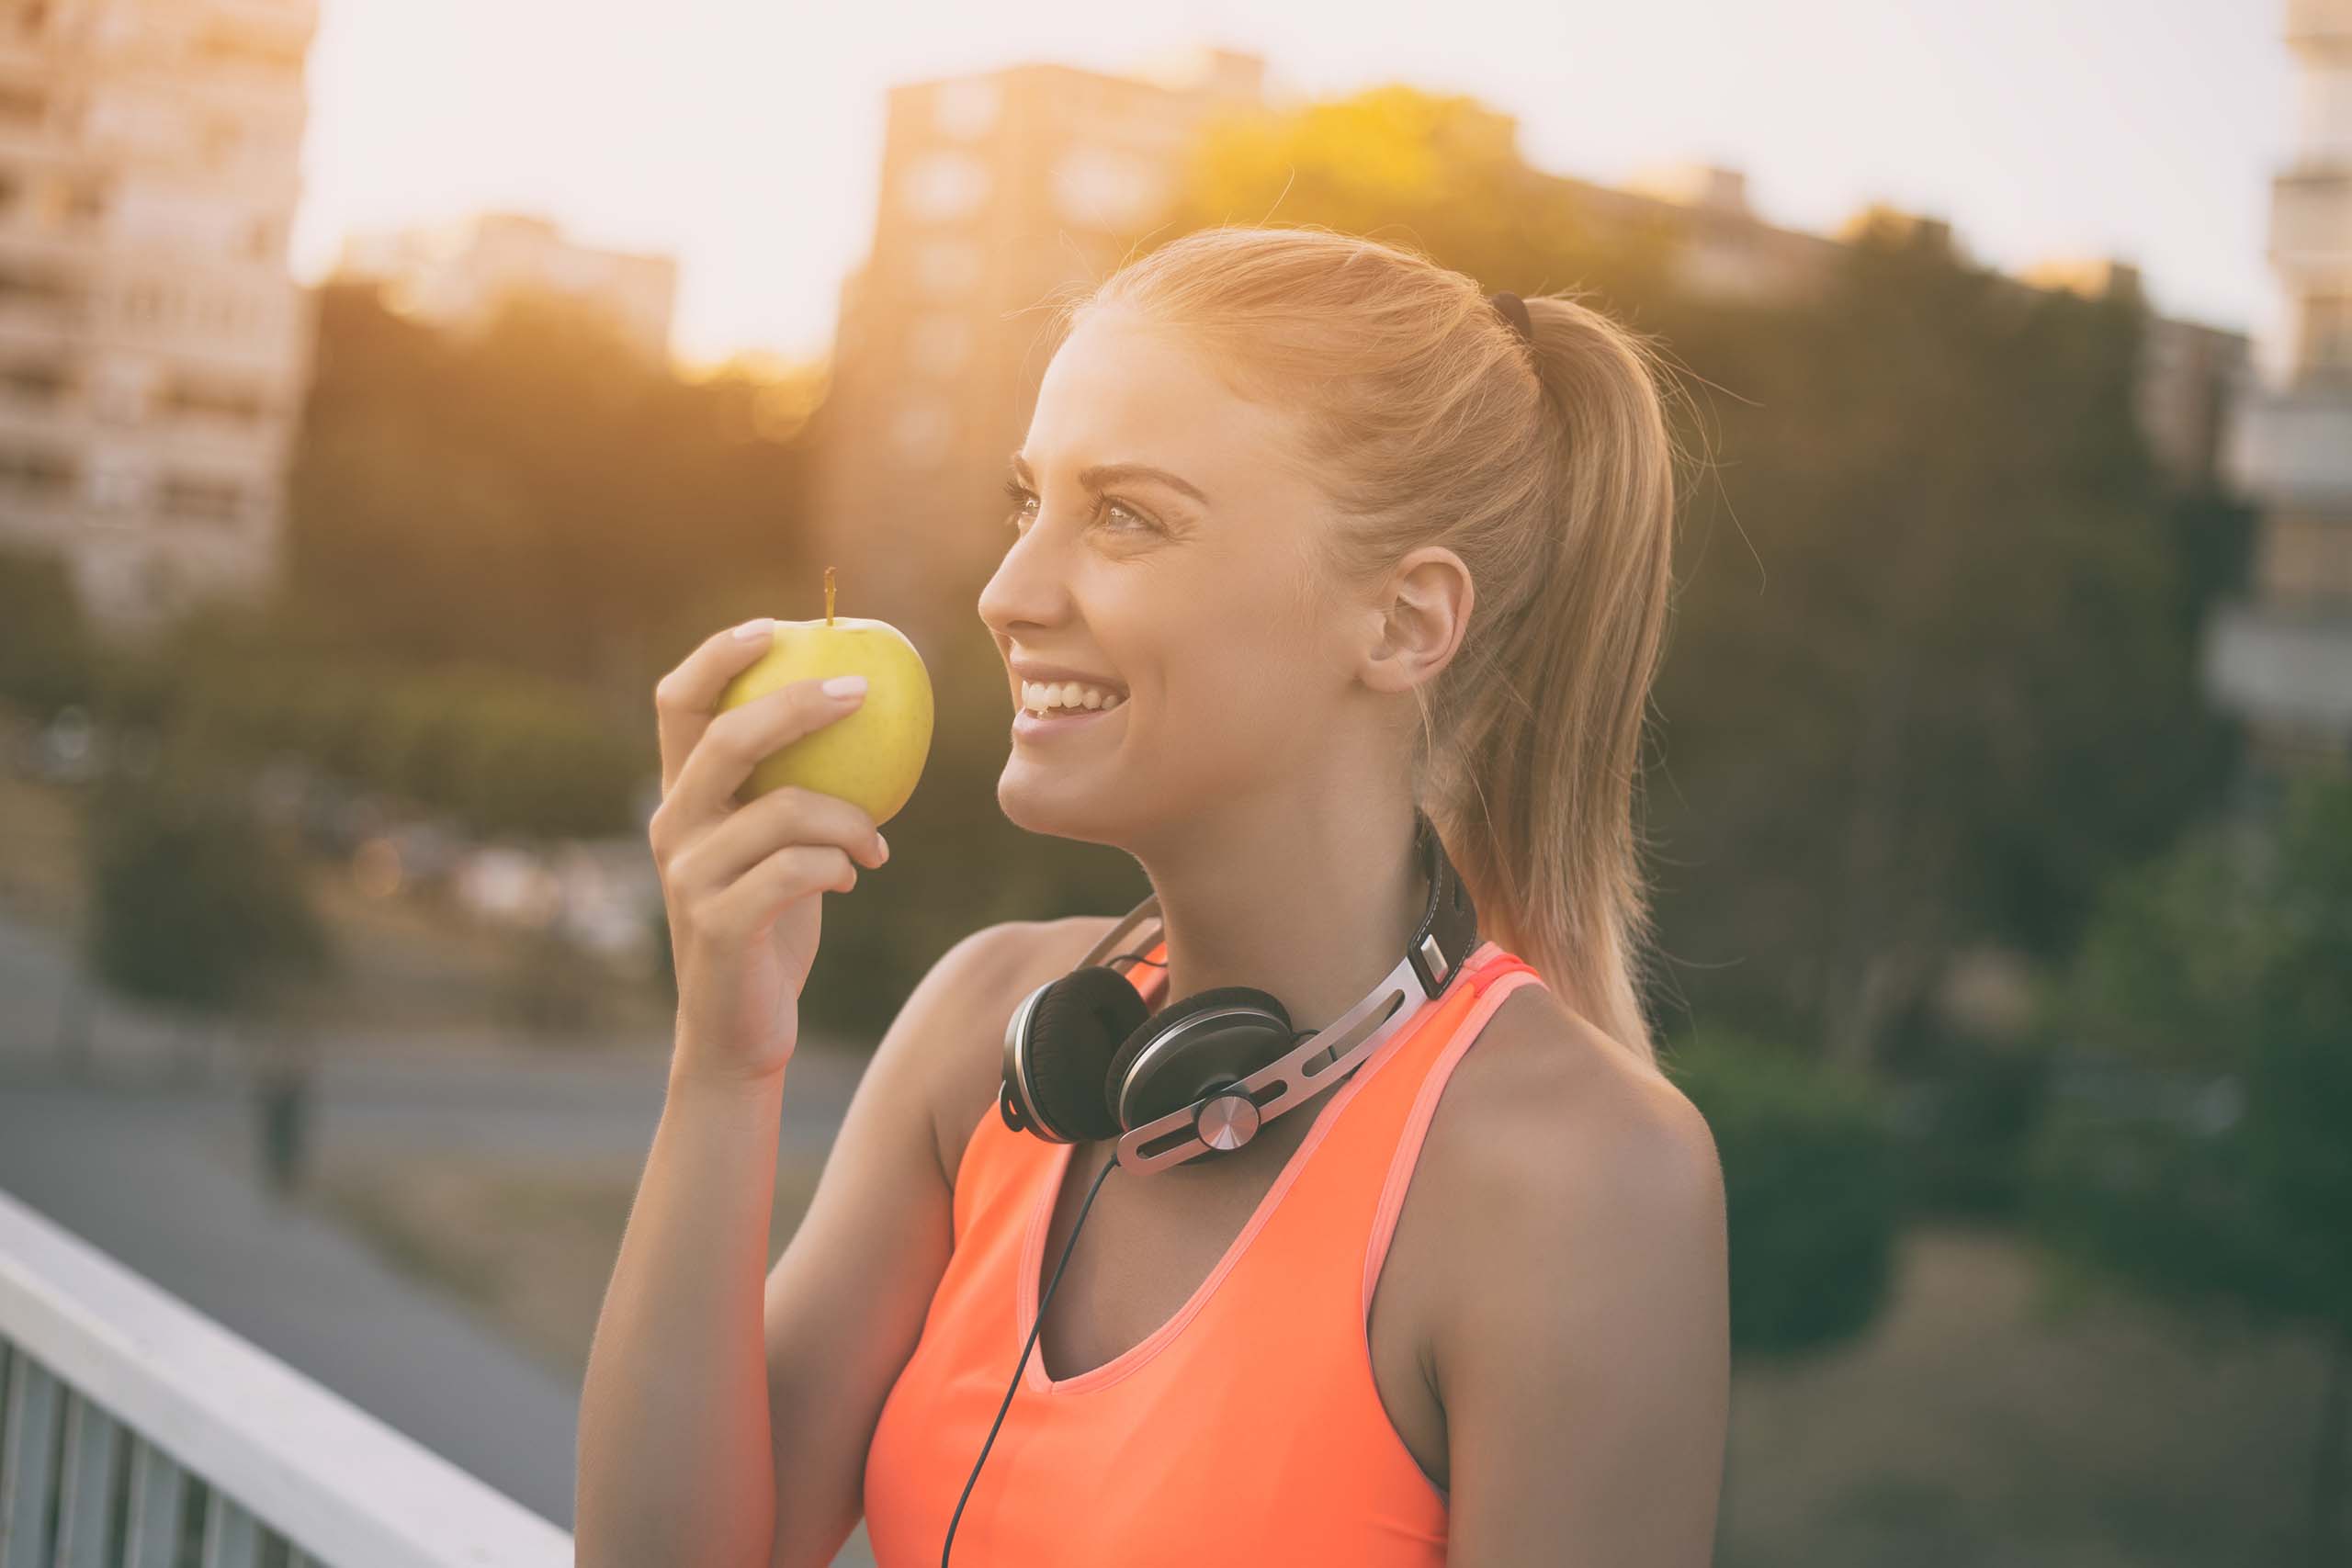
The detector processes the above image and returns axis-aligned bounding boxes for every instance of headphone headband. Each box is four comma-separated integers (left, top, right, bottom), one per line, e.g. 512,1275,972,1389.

1004,807,1480,1172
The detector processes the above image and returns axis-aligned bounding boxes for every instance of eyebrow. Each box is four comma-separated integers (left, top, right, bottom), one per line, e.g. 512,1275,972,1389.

1008,450,1211,508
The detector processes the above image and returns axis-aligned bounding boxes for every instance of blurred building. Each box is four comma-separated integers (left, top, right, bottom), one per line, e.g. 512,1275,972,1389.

334,211,679,368
0,0,320,637
2203,0,2352,786
815,49,2252,654
809,45,1266,646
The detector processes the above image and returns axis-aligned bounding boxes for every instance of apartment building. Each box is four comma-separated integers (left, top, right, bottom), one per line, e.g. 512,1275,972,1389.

2204,0,2352,786
808,46,1265,646
0,0,318,638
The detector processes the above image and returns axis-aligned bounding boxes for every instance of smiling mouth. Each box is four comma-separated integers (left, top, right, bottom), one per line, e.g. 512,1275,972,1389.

1016,681,1127,718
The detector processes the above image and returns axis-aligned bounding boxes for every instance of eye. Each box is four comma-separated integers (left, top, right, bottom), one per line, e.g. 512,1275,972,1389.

999,479,1159,536
1102,498,1159,534
1000,477,1037,528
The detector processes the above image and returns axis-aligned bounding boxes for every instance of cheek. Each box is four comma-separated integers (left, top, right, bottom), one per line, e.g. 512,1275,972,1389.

1147,643,1323,762
1115,549,1340,749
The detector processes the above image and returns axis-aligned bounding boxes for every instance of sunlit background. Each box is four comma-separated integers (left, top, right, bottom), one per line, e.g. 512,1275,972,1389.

291,0,2290,368
0,2,2346,1566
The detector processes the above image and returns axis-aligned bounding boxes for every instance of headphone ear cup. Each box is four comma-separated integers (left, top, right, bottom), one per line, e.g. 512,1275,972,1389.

1020,966,1151,1143
1105,985,1295,1133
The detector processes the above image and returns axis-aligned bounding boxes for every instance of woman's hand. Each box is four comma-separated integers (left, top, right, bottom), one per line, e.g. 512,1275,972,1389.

648,620,889,1088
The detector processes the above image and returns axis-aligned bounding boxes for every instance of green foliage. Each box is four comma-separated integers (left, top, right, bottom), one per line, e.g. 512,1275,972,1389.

0,543,96,716
1166,85,1670,303
285,282,822,704
1664,1029,1902,1358
1897,1036,2058,1219
1640,217,2233,1053
81,741,334,1016
81,606,650,840
2031,777,2352,1339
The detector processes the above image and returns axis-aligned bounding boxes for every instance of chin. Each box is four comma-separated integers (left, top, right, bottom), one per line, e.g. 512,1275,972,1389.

997,767,1125,850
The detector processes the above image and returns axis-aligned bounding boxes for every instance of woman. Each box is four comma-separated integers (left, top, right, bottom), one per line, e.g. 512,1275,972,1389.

578,226,1728,1568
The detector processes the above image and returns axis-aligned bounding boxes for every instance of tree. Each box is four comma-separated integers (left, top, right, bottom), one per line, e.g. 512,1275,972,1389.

283,282,823,708
0,543,95,716
1641,213,2234,1067
1164,85,1670,304
80,730,336,1088
2027,776,2352,1568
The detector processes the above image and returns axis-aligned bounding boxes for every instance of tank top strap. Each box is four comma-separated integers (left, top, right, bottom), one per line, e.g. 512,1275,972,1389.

1329,947,1545,1314
1220,939,1539,1284
1204,944,1552,1325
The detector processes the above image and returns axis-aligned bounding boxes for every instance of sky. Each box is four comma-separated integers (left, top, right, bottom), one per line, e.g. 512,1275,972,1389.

286,0,2293,373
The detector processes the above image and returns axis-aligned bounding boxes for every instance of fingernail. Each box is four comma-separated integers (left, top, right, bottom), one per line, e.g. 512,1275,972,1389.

876,833,889,863
733,617,775,641
822,674,867,698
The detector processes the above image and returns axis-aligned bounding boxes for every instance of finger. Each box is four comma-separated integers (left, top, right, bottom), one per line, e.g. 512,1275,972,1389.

662,785,884,902
664,675,866,831
653,618,786,799
698,843,858,941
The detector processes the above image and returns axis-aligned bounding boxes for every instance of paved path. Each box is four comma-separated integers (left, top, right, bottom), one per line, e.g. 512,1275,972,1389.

0,1080,590,1527
0,907,882,1564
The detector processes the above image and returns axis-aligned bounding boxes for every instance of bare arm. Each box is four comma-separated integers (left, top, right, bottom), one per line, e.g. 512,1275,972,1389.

576,619,891,1568
575,919,1023,1568
760,920,1030,1568
575,1058,796,1568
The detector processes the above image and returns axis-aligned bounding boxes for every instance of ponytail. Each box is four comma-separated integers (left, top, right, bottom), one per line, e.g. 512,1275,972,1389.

1087,227,1686,1073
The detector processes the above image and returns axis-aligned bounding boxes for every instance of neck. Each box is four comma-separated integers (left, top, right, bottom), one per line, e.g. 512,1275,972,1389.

1132,795,1430,1035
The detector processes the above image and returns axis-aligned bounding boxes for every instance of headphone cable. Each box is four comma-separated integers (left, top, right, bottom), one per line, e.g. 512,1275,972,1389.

942,1149,1121,1566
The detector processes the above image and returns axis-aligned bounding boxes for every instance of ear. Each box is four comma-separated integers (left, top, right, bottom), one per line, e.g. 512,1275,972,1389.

1360,546,1474,697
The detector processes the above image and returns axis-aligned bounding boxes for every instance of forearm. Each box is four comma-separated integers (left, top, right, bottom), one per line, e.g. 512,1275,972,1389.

576,1057,787,1568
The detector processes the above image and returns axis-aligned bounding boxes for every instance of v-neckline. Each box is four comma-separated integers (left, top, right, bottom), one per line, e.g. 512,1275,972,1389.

1014,940,1500,1396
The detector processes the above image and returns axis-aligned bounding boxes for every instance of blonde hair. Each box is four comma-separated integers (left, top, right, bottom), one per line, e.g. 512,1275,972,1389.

1057,224,1686,1074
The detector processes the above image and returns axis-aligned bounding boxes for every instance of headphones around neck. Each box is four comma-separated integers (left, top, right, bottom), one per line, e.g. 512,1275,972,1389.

997,807,1481,1176
945,809,1481,1562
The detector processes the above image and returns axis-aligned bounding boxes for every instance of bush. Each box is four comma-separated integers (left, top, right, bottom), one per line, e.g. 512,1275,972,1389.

1896,1034,2058,1219
93,620,651,843
0,545,96,716
1663,1027,1903,1359
81,741,334,1014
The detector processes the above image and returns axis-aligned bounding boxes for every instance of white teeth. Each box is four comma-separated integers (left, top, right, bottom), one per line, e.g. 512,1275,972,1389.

1021,679,1125,715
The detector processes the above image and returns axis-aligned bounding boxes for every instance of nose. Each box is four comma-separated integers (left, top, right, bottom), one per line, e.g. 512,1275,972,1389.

977,518,1071,642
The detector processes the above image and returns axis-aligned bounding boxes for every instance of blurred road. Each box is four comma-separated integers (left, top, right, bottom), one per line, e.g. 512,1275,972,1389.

0,907,880,1562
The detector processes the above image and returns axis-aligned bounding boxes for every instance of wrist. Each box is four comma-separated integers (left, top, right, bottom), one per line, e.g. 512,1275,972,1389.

666,1053,790,1107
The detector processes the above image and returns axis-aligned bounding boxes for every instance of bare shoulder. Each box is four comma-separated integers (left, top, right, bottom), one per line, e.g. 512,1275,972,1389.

926,913,1127,1190
1435,985,1720,1199
1419,982,1725,1360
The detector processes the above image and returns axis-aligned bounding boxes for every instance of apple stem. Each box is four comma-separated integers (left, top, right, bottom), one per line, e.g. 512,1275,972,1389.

824,566,835,626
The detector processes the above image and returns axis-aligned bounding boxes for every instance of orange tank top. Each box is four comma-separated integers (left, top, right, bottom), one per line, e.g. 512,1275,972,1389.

862,935,1547,1565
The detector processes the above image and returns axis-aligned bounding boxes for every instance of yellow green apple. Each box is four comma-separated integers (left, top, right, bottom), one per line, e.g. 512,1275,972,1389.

716,568,933,826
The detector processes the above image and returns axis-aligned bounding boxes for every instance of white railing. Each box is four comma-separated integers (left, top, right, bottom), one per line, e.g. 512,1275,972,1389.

0,1187,573,1568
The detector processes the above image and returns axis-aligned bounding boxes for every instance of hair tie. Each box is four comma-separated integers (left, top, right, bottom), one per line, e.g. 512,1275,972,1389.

1488,289,1534,347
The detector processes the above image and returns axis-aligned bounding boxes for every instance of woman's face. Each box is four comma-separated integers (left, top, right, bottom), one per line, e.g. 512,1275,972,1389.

978,307,1377,844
